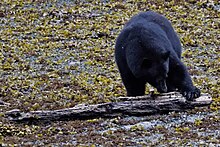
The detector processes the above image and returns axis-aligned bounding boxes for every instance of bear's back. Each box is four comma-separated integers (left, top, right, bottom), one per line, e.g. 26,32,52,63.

125,11,182,58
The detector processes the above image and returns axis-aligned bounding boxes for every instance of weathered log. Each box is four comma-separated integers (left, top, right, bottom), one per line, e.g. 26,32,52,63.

5,92,212,122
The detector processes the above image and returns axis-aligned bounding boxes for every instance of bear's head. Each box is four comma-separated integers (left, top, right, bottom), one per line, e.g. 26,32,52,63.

141,51,170,93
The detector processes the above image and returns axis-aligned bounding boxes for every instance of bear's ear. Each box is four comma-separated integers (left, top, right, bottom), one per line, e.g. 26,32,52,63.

161,51,170,60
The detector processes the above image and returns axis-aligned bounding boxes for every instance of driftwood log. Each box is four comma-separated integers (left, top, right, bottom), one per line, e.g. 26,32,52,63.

5,92,212,122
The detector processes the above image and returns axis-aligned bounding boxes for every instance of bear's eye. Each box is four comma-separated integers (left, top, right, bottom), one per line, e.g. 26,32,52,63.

142,59,152,68
161,51,170,60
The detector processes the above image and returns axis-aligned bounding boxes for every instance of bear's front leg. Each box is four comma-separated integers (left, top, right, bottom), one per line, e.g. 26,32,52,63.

169,60,201,101
123,78,146,97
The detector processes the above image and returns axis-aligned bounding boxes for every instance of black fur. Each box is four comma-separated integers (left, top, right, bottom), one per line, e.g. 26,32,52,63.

115,11,200,100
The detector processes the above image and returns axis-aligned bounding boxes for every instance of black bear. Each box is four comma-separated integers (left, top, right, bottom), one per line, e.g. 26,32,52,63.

115,11,200,100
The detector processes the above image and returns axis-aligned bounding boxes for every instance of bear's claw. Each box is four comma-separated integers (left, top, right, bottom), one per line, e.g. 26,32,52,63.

182,87,201,101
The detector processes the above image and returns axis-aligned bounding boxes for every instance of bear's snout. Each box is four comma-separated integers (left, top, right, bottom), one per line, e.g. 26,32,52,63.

156,79,167,93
